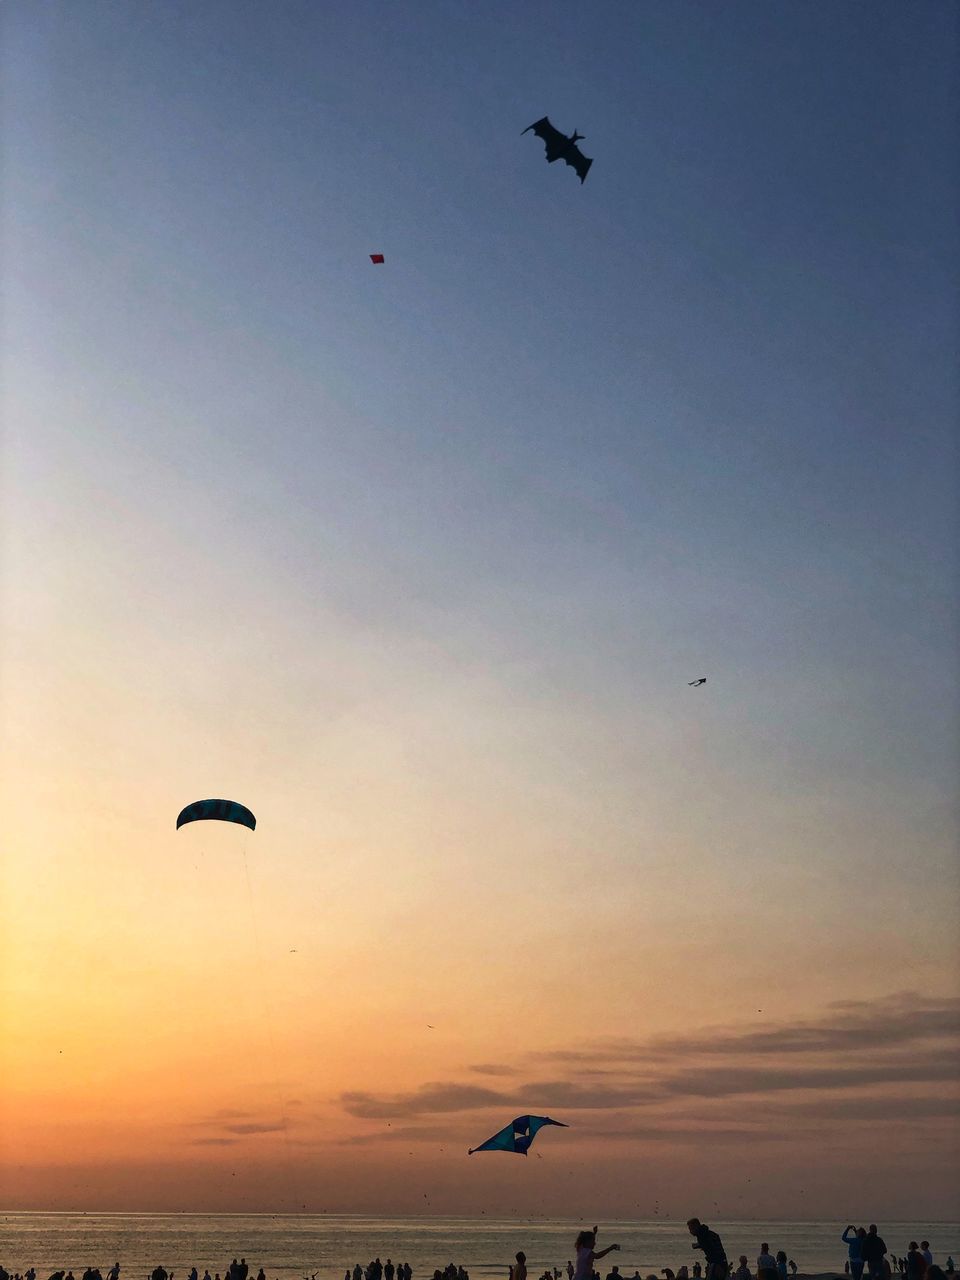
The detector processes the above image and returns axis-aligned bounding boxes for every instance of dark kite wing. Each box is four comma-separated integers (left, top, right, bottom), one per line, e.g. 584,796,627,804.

523,116,570,163
564,145,593,184
176,798,257,831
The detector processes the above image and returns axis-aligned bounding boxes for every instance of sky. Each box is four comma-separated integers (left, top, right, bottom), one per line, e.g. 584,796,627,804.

1,0,958,1219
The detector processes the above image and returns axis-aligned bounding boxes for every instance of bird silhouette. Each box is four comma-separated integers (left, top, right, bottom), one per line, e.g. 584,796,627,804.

688,678,707,687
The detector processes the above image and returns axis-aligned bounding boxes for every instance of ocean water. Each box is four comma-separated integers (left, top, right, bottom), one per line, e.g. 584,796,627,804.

1,1216,958,1280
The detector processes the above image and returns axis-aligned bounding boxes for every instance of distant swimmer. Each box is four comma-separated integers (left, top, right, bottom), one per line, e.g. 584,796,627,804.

688,678,707,687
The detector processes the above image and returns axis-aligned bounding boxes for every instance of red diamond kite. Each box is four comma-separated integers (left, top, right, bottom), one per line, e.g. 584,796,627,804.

370,254,385,264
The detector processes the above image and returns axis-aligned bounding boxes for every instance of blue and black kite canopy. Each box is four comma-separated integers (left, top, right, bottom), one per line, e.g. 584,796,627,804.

176,799,256,832
468,1115,567,1156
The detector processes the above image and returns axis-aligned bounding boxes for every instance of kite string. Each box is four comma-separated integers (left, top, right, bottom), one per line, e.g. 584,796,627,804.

240,840,297,1193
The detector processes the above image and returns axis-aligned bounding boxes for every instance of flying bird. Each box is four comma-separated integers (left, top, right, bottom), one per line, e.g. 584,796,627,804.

688,678,707,687
468,1114,567,1155
522,117,593,183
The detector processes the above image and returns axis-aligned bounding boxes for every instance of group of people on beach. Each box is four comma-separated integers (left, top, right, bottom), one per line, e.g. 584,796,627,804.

842,1228,954,1280
2,1225,956,1280
345,1259,417,1280
504,1219,956,1280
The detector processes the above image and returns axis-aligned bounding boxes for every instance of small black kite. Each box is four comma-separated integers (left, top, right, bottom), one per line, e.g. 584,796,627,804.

522,116,593,184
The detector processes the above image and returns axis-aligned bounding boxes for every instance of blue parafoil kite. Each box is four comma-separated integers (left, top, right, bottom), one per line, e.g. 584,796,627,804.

176,799,256,832
467,1115,567,1155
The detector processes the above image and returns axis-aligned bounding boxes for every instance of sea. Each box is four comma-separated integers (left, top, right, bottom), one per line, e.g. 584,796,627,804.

1,1217,958,1280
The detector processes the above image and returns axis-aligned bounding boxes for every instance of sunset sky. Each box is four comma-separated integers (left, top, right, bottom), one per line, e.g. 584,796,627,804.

1,0,958,1219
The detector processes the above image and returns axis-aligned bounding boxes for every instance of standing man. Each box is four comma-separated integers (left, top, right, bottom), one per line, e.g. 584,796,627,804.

862,1228,888,1280
688,1220,729,1280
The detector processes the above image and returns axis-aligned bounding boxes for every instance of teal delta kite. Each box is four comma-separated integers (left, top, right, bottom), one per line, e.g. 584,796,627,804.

468,1115,567,1155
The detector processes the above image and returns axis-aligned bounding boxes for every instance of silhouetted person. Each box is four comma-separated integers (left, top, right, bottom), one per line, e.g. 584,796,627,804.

734,1260,751,1280
606,1267,620,1280
688,1220,728,1280
567,1264,574,1280
776,1255,788,1280
907,1247,926,1280
693,1266,702,1278
354,1266,363,1280
575,1230,620,1280
862,1228,888,1280
757,1246,776,1280
945,1263,954,1276
386,1263,395,1280
845,1232,866,1280
922,1249,933,1268
788,1266,797,1277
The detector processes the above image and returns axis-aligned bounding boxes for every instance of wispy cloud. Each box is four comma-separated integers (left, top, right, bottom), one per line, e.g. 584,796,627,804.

223,1121,288,1135
341,1084,510,1119
468,1064,520,1077
336,991,960,1131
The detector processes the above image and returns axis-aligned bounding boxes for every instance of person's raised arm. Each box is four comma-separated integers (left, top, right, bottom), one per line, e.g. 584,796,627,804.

594,1250,620,1263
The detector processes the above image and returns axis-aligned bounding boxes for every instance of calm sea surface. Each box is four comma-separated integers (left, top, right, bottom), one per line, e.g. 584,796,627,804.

1,1217,958,1280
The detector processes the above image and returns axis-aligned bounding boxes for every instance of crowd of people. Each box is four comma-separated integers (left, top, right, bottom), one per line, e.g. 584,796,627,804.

1,1226,956,1280
841,1228,954,1280
344,1259,418,1280
507,1220,956,1280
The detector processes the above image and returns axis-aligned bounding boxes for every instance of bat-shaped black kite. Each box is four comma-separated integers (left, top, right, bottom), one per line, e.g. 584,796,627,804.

688,678,707,687
522,116,593,184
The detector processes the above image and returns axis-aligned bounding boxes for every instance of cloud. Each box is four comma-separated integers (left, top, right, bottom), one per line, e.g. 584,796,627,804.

652,993,960,1059
189,1138,239,1147
337,991,960,1130
752,1093,960,1121
336,1124,459,1146
341,1083,511,1119
222,1122,288,1135
468,1064,520,1077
